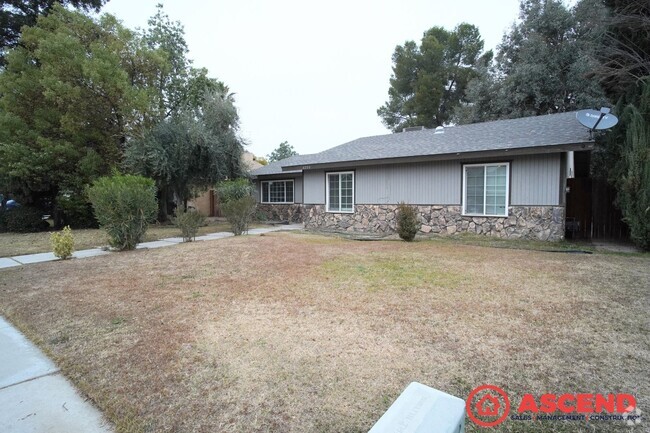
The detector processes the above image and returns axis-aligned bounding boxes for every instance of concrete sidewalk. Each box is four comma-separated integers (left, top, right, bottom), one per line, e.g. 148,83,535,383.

0,224,303,269
0,316,113,433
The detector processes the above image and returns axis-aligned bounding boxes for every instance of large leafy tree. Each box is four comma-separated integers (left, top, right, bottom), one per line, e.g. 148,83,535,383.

0,0,108,65
143,5,223,119
267,141,297,162
124,89,244,219
0,6,161,224
457,0,609,123
378,23,490,131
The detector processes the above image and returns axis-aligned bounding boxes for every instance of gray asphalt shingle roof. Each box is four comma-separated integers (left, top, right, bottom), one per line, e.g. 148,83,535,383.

250,154,312,176
252,111,591,176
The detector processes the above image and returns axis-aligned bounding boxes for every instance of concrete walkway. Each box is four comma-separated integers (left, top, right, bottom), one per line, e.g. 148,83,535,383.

0,224,302,432
0,316,113,433
0,224,303,269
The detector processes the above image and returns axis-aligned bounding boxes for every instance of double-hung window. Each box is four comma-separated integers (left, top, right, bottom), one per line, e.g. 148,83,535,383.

260,180,294,203
326,171,354,213
463,163,509,216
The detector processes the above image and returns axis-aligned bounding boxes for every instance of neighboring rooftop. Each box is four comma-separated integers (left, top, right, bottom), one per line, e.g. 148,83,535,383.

250,154,312,176
252,111,593,176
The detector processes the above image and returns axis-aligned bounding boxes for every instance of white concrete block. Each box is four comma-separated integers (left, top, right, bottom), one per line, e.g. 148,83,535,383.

368,382,465,433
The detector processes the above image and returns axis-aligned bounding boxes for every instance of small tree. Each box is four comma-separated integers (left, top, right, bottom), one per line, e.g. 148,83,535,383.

396,202,419,241
267,141,298,162
216,179,256,235
87,174,158,250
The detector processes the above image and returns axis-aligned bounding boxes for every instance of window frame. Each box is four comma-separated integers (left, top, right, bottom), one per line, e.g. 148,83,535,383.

462,162,510,217
260,179,295,204
326,171,355,213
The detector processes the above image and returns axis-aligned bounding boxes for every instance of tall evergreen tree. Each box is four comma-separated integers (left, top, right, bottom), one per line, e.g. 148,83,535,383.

457,0,608,123
378,23,491,131
593,0,650,249
268,141,297,162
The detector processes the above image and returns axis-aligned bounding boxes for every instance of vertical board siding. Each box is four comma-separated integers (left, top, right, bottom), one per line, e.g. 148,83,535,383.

511,154,561,206
299,153,561,206
253,182,260,203
303,170,325,204
294,177,303,203
356,161,461,205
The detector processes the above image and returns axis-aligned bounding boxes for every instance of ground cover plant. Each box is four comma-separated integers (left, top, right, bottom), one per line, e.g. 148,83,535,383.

0,232,647,433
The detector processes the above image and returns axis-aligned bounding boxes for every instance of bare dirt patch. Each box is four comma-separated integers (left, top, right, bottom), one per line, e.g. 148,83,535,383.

0,232,648,432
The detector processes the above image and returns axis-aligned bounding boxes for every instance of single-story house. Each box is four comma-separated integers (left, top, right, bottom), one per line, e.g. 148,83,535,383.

251,112,596,241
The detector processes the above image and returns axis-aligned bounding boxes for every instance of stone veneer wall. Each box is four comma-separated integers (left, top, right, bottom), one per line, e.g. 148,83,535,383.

256,203,303,223
303,204,565,241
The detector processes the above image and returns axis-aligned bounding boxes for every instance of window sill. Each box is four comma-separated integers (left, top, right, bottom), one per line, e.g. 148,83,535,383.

462,213,509,218
326,210,354,214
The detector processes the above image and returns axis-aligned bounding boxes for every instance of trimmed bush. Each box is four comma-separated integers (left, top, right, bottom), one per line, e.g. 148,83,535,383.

217,179,257,236
51,226,75,259
4,206,49,233
172,208,205,242
397,202,419,241
87,174,158,250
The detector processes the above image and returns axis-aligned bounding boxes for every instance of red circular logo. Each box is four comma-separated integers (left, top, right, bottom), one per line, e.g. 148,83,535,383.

466,384,511,427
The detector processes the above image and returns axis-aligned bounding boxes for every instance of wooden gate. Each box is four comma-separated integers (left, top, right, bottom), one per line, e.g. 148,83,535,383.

566,178,629,240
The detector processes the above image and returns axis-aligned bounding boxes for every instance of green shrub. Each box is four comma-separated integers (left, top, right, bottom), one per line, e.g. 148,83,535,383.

51,226,75,259
255,210,268,222
216,178,254,203
172,208,205,242
221,196,257,235
396,202,419,241
87,174,158,250
217,179,257,235
5,206,49,233
617,79,650,250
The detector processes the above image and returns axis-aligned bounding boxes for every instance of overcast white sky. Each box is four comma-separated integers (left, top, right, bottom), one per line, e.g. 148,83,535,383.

102,0,523,158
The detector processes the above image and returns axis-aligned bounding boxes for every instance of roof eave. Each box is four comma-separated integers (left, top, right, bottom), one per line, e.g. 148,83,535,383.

281,142,594,171
251,170,303,179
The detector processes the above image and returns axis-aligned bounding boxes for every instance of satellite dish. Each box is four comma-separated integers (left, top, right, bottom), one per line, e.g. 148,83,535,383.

576,108,619,131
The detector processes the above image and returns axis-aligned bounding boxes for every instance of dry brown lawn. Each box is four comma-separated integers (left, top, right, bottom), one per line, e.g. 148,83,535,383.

0,232,648,433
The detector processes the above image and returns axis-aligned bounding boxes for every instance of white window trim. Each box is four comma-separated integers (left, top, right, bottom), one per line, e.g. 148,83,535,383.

462,162,510,217
326,171,355,213
260,179,295,204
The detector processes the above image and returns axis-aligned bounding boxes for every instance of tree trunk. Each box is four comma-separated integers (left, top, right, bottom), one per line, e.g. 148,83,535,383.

158,186,169,222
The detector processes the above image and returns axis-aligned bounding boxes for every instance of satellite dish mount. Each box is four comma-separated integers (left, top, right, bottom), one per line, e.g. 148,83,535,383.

576,107,619,140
